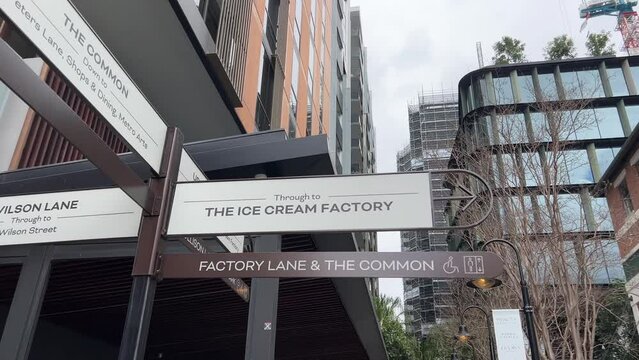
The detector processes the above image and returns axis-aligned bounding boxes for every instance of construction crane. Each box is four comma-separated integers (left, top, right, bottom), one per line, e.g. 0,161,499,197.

580,0,639,55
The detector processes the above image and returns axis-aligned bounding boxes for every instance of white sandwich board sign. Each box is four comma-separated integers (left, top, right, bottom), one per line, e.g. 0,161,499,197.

492,309,528,360
167,172,433,236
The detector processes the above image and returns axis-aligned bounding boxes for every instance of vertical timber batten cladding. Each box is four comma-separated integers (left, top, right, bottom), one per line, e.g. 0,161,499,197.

0,18,128,169
17,68,128,168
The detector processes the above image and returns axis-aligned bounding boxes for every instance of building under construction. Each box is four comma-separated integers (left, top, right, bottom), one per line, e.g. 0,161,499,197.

397,90,458,338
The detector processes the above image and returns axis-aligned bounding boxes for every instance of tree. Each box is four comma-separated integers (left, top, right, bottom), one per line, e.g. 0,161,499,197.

448,77,627,359
593,282,639,359
492,36,527,65
586,31,616,57
374,295,421,360
544,34,577,60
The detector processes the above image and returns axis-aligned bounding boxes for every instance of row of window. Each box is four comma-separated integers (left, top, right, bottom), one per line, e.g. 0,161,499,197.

498,194,612,233
465,106,635,148
490,147,620,187
463,64,639,113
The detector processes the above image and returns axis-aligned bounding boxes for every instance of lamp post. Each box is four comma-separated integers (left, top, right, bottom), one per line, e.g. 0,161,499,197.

456,306,496,360
467,238,541,360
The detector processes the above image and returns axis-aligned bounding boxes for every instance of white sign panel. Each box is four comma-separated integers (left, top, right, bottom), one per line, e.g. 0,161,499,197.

177,150,244,253
0,188,142,246
1,0,167,172
167,173,433,236
492,309,527,360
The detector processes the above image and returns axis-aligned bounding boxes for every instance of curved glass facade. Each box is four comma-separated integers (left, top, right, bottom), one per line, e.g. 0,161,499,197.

453,57,639,284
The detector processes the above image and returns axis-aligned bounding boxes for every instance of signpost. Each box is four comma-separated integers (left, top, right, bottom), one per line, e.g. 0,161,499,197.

168,172,434,236
161,252,503,279
0,188,141,245
0,1,499,359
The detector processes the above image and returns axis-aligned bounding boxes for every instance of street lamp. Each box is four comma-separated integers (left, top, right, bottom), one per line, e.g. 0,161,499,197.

467,238,541,360
455,323,472,343
456,306,496,360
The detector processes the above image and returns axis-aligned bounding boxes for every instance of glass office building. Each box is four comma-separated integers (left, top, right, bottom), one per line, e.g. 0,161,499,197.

451,56,636,284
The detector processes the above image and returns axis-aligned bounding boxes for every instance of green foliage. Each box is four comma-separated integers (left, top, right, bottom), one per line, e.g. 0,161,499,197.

374,295,421,360
593,282,639,360
544,35,577,60
492,36,527,65
420,324,457,360
586,31,616,57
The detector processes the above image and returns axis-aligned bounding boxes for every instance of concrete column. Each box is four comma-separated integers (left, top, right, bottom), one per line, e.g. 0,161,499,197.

599,62,613,98
485,72,496,106
622,59,637,95
587,142,601,182
554,65,566,101
510,70,521,103
617,99,632,136
580,188,596,232
531,67,542,102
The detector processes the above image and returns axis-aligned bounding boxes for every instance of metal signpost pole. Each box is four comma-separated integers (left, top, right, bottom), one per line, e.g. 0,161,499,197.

245,174,281,360
244,234,282,360
118,128,183,360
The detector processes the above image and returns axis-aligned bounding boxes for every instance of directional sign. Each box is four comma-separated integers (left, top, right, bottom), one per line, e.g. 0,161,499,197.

176,151,244,253
0,188,142,246
167,172,433,236
160,252,503,279
1,0,167,172
179,236,250,301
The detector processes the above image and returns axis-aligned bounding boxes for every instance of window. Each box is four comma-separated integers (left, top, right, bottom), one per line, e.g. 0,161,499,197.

498,113,527,144
625,105,639,131
529,112,551,142
596,147,621,173
517,73,536,103
199,0,223,41
522,152,542,186
288,108,298,139
555,149,593,185
561,69,605,99
558,194,586,232
619,179,634,216
493,77,513,105
630,66,639,90
291,52,300,99
594,107,624,138
607,67,629,97
537,72,558,101
591,197,614,231
294,0,302,49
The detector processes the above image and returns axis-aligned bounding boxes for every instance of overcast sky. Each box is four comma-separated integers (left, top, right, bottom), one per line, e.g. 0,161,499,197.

349,0,622,301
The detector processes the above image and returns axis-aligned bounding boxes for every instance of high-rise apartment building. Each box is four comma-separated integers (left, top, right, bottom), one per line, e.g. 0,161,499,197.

349,8,375,176
0,1,386,358
397,90,458,338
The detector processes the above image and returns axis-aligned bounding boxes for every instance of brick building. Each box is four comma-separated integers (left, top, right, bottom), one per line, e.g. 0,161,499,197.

596,123,639,334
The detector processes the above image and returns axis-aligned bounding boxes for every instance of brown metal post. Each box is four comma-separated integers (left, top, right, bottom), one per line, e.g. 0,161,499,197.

118,128,183,360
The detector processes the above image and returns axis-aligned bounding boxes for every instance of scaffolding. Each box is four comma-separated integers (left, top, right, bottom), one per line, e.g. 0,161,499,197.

398,89,458,338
